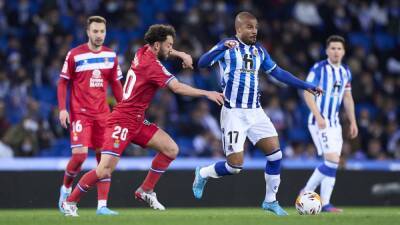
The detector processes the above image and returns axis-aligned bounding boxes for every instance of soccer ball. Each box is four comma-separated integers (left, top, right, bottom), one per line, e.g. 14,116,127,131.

295,191,322,215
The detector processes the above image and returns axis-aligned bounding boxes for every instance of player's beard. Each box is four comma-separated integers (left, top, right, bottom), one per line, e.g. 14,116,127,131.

157,49,169,60
246,35,257,45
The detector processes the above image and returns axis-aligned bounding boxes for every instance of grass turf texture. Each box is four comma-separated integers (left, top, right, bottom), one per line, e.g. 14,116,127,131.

0,207,399,225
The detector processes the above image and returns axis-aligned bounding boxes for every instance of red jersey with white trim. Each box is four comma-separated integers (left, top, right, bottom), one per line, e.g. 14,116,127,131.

113,45,175,116
60,44,123,119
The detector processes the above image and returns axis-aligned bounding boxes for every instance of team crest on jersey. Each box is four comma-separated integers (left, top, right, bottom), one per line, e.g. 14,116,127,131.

252,48,258,56
73,133,78,141
90,69,104,87
113,139,120,148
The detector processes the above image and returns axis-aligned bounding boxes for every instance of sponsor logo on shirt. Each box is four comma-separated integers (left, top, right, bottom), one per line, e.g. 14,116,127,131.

90,69,104,87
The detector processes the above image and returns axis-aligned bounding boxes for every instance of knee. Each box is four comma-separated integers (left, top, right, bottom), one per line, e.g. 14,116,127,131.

71,152,88,164
324,153,340,163
96,167,112,179
162,142,179,159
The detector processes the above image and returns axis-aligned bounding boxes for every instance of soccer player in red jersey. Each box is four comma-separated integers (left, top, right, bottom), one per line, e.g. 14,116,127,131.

61,24,224,216
57,16,123,215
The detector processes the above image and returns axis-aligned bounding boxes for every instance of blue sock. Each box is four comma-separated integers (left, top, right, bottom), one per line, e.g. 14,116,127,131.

214,161,242,176
265,149,282,175
264,149,282,202
317,161,338,177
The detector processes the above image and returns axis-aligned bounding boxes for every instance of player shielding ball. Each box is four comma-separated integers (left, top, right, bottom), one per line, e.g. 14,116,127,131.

301,35,358,212
57,16,122,215
61,24,224,216
192,12,323,216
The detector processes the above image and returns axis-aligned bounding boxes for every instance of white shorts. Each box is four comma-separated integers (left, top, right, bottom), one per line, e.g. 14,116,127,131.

308,124,343,156
220,106,278,156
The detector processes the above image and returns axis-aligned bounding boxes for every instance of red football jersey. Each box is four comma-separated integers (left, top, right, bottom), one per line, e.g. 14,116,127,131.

114,45,175,115
60,44,123,119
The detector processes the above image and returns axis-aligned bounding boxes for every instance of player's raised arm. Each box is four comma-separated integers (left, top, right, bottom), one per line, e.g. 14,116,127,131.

170,49,193,69
260,47,322,96
269,66,323,96
198,39,238,68
167,79,224,106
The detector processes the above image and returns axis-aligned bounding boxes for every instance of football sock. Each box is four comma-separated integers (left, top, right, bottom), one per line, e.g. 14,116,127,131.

97,200,107,210
140,153,174,192
67,169,99,203
97,178,111,205
95,152,111,206
63,153,87,188
319,161,338,206
264,149,282,203
304,169,325,192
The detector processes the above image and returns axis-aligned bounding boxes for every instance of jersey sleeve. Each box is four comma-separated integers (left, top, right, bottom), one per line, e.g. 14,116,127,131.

149,60,176,88
259,46,277,73
60,51,75,80
306,63,322,86
111,55,123,81
198,39,230,67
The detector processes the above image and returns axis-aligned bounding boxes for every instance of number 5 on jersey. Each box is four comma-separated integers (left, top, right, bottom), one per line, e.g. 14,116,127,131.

112,126,128,141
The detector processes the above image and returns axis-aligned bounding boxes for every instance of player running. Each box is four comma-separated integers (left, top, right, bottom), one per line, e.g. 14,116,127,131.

301,35,358,212
61,24,224,216
57,16,123,215
192,12,322,216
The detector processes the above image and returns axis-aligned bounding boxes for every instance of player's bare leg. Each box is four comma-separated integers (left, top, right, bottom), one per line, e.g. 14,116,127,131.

58,147,88,213
135,129,178,210
256,136,288,216
95,149,118,215
62,154,119,216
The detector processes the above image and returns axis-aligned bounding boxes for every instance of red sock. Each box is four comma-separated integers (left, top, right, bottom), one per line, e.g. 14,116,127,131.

95,152,111,200
63,153,87,188
67,169,99,203
141,153,174,191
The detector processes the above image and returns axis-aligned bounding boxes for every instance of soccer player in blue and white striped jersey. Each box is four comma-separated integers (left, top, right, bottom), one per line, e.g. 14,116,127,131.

302,35,358,213
192,12,322,216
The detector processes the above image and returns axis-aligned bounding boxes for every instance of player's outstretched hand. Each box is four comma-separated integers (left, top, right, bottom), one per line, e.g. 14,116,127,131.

307,87,323,96
59,109,70,129
224,40,238,49
206,91,225,106
180,52,193,69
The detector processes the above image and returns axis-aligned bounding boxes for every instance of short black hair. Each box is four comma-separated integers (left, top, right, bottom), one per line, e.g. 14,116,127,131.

144,24,176,45
326,35,345,48
86,16,106,29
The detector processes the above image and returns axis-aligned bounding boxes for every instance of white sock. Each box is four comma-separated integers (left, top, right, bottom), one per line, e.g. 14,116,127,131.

321,176,336,206
62,185,72,193
264,173,280,202
199,164,220,178
97,200,107,210
304,168,325,192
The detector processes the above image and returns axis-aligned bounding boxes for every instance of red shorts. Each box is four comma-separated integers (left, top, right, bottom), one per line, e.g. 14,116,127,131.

69,114,107,149
102,113,159,157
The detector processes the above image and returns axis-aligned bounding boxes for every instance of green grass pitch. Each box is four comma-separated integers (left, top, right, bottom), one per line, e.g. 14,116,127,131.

1,207,399,225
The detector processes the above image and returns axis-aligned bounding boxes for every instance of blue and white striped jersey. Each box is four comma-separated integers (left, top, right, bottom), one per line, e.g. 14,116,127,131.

306,59,352,127
205,37,277,109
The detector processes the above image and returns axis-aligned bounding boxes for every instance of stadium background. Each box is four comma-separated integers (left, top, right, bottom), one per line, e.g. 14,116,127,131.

0,0,399,208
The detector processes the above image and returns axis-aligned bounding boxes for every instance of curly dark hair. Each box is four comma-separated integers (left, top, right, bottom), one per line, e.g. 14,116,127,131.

144,24,176,45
